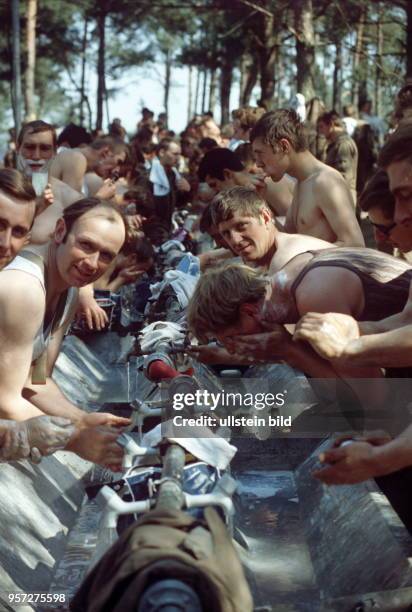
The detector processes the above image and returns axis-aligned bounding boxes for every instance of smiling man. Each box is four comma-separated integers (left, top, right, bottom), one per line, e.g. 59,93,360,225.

0,198,130,470
250,109,364,246
210,187,332,273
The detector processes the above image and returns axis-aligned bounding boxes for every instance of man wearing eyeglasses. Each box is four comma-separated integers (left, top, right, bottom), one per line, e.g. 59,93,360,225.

357,169,412,255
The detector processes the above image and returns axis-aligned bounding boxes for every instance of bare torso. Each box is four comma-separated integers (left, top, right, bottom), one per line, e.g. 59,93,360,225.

264,175,295,217
285,163,363,246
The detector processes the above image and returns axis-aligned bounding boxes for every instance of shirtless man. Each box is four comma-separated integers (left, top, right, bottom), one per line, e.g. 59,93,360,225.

50,135,127,194
293,121,412,369
0,198,131,470
198,147,294,217
187,246,412,381
211,186,333,273
17,121,117,329
250,109,364,246
0,168,75,461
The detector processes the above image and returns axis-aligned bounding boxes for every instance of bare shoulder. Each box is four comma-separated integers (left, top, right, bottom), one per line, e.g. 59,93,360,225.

295,265,363,316
311,164,347,191
0,271,45,338
58,149,86,166
309,165,353,208
0,269,45,306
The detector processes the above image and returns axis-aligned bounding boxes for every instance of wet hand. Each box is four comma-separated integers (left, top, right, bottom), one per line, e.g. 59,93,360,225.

26,415,75,455
187,345,235,365
294,312,360,360
225,324,292,362
312,440,379,485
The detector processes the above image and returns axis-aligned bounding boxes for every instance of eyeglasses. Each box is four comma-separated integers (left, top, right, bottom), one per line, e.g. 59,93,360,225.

369,221,397,236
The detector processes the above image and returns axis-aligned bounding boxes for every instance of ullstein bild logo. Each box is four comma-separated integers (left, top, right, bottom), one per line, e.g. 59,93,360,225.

172,389,287,411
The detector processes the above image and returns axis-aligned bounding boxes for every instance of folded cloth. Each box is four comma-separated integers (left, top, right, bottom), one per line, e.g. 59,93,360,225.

139,321,186,353
150,269,198,309
149,157,181,196
142,423,237,470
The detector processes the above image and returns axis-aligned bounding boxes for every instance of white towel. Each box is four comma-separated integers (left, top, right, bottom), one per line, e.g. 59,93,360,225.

140,321,186,353
149,157,181,196
142,423,237,470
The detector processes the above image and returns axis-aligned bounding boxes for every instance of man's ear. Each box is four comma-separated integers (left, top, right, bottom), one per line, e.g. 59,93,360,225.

223,168,234,182
240,302,260,318
54,218,67,244
261,207,273,225
279,138,291,154
99,146,111,159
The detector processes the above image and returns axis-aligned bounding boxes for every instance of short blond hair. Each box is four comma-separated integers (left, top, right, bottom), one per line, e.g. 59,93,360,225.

211,186,271,227
187,263,268,341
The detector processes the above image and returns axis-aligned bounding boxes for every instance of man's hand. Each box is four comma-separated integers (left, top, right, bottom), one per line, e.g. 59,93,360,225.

118,265,145,284
79,412,131,429
67,413,131,472
176,177,191,192
95,179,117,201
35,183,54,217
187,345,239,365
76,292,108,331
294,312,360,360
225,324,293,362
126,214,146,232
26,415,75,455
313,441,379,485
0,421,31,461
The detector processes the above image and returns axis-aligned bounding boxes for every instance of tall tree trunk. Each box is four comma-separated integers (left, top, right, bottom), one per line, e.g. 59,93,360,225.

294,0,315,100
11,0,22,135
255,9,278,110
239,52,257,106
201,69,208,113
220,59,233,124
352,7,366,110
163,49,172,122
194,67,201,115
96,4,107,131
24,0,37,121
187,65,193,122
406,0,412,80
332,40,342,112
79,15,88,126
209,67,217,113
374,6,383,117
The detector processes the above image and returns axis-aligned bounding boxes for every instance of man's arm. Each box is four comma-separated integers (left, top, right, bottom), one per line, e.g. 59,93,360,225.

315,175,364,247
0,273,46,420
341,326,412,368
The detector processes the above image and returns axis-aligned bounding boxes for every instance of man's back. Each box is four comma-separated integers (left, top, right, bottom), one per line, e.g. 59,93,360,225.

50,148,87,192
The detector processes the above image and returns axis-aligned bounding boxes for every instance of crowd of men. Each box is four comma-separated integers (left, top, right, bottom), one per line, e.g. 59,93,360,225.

1,86,412,514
